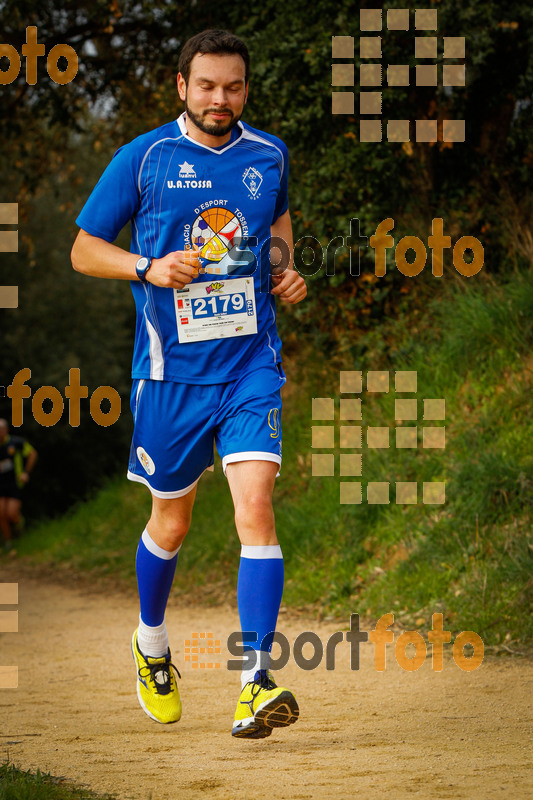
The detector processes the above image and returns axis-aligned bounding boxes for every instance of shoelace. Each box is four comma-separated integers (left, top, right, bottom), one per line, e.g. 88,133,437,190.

241,670,277,714
252,670,276,693
139,658,181,695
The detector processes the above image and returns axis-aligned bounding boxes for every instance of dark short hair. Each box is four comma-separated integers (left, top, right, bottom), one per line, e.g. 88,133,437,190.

178,29,250,86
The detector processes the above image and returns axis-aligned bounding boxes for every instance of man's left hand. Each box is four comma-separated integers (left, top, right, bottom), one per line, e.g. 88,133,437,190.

270,270,307,304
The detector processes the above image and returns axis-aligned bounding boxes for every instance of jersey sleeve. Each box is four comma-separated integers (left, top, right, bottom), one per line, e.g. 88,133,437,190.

272,139,289,224
76,143,141,242
21,440,34,458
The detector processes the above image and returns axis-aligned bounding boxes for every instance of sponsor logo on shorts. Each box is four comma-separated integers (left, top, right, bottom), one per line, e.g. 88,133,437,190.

268,408,280,439
137,447,155,475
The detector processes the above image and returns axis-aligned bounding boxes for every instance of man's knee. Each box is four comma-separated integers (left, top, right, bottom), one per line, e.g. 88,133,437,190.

148,491,196,551
234,492,274,530
148,517,190,551
6,503,20,524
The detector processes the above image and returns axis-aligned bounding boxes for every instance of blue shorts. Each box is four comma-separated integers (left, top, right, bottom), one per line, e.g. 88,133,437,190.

127,363,285,498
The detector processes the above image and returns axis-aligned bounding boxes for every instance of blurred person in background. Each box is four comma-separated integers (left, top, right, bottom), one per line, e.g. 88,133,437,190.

0,418,38,549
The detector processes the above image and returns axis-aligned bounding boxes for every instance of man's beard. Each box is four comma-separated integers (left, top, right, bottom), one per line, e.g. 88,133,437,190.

185,100,242,137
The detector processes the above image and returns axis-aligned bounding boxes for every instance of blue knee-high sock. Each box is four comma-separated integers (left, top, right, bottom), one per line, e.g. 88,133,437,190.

237,544,284,678
136,529,179,627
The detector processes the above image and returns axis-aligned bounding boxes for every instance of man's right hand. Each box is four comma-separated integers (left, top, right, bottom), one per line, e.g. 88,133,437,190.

147,248,201,289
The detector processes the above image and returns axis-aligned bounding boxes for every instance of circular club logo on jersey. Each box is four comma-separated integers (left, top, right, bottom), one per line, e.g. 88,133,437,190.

193,208,241,262
137,447,155,475
186,206,255,275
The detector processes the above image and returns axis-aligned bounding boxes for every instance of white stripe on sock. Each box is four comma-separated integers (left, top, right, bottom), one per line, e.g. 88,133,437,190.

142,528,181,560
240,544,283,559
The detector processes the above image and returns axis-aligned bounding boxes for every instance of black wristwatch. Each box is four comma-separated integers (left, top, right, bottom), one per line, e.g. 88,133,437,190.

135,256,152,283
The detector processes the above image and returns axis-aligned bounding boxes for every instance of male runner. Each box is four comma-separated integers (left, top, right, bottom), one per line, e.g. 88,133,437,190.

0,418,37,547
71,29,306,739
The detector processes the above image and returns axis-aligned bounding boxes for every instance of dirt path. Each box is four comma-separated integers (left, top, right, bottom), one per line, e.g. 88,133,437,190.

0,569,532,800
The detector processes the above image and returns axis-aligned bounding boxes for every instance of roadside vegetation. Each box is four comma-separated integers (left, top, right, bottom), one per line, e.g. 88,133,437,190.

0,762,117,800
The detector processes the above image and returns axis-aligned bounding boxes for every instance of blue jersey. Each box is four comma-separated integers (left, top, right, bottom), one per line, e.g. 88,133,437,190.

76,113,289,384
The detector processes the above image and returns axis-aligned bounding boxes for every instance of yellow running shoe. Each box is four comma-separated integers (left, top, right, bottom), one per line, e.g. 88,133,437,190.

131,629,182,724
232,670,299,739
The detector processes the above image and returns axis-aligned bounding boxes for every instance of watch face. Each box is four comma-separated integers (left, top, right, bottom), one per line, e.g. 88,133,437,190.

136,257,151,282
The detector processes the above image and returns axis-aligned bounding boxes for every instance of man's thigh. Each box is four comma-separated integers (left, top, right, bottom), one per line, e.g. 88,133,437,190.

215,363,285,476
226,460,279,545
6,498,21,522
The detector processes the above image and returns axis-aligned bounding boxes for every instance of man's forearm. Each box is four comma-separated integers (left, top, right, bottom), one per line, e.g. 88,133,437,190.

270,209,294,273
71,230,140,280
72,230,201,289
25,450,38,473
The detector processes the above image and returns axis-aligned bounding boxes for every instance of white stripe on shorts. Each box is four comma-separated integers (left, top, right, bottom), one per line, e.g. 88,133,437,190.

126,465,214,498
222,451,281,476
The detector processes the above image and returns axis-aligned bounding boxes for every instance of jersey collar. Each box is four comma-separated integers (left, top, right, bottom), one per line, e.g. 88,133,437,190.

176,112,243,154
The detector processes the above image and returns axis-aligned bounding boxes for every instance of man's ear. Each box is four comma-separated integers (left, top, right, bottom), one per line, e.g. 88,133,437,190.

177,72,186,102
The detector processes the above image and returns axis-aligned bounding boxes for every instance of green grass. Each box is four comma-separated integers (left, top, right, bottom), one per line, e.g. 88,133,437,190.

5,267,532,646
0,762,117,800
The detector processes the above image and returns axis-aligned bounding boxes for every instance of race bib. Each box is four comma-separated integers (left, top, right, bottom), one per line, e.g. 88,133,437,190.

174,278,257,343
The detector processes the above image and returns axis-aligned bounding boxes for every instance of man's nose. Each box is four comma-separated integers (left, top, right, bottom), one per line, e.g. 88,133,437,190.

211,87,228,105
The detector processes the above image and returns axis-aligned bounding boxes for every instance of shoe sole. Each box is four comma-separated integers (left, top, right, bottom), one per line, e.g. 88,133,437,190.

232,690,299,739
255,690,299,728
231,722,272,739
131,633,181,725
